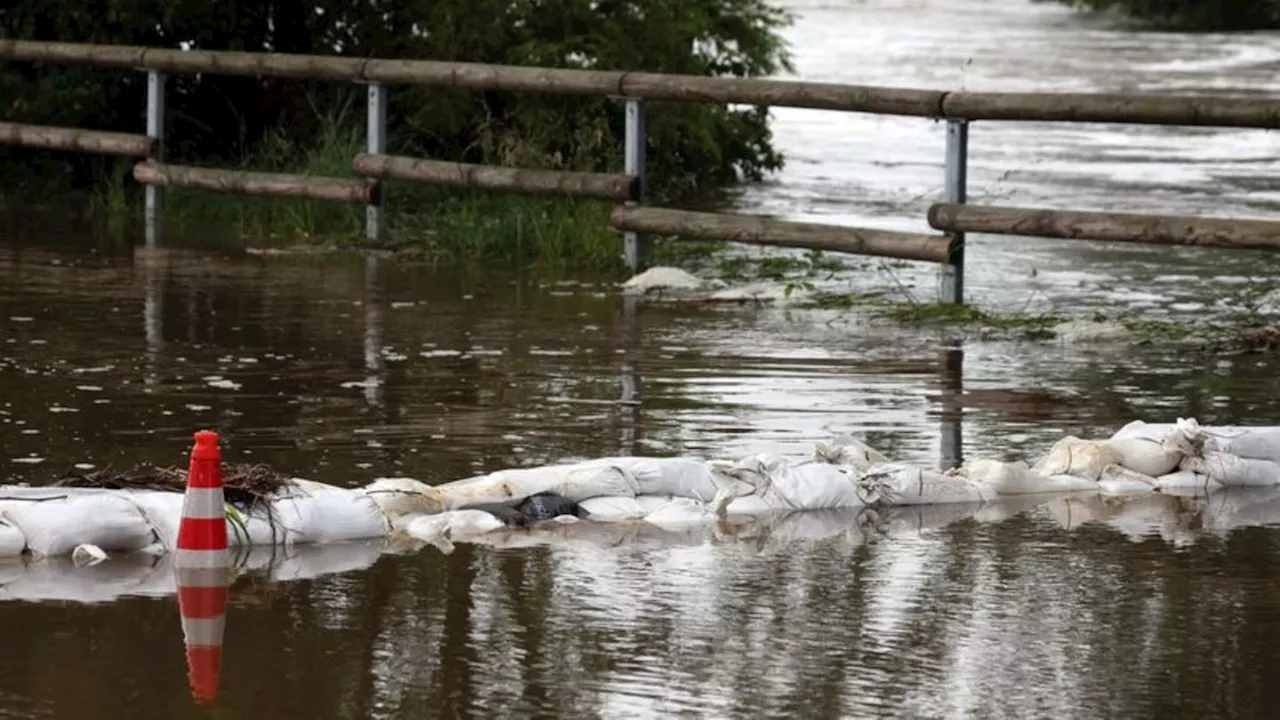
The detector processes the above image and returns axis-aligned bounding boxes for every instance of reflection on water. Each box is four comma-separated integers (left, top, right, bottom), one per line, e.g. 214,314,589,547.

3,0,1280,716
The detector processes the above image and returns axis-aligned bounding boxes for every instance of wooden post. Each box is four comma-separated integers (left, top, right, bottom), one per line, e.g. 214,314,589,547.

133,162,379,204
351,154,637,200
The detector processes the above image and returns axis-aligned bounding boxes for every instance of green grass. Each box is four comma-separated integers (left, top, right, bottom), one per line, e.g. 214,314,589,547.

71,109,630,271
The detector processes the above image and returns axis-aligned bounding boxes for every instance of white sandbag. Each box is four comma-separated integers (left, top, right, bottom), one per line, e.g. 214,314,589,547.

433,462,640,509
859,463,993,506
813,435,889,472
1104,436,1184,477
578,495,675,521
124,490,187,551
723,455,866,511
1154,470,1223,494
643,498,724,528
1032,436,1121,481
357,477,443,518
1181,452,1280,487
1097,465,1157,496
402,510,506,545
1,493,157,558
269,479,391,544
0,519,26,557
963,458,1101,496
1211,430,1280,464
606,457,726,501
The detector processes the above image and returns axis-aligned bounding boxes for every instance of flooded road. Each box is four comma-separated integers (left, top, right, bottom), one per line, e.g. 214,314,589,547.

3,0,1280,718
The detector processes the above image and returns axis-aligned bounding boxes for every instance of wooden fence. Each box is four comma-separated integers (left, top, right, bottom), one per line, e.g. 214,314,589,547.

2,39,1279,304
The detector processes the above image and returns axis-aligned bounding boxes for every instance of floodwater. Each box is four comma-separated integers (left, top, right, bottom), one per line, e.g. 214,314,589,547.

2,1,1280,718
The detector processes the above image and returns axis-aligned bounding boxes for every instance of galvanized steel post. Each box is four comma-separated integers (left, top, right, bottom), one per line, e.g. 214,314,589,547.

366,83,388,245
145,69,166,246
623,99,648,271
940,119,968,304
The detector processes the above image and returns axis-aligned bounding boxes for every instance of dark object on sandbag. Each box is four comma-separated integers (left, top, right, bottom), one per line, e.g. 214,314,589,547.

463,492,586,527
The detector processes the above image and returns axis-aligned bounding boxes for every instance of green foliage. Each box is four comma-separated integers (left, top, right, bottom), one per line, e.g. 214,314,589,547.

0,0,794,209
1047,0,1280,30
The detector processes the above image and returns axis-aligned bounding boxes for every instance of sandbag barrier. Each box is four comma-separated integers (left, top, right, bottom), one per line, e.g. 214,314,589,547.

2,417,1279,565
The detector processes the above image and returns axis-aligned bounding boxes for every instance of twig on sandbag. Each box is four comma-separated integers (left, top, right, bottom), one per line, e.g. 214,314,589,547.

49,462,295,515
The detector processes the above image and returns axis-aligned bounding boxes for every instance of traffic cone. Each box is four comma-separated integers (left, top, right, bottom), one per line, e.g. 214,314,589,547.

176,430,229,568
174,429,232,704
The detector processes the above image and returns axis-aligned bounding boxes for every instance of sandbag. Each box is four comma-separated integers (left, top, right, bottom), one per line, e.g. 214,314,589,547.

962,458,1101,496
577,495,674,521
1032,436,1121,481
1211,430,1280,464
722,455,866,511
813,435,889,472
400,510,507,553
0,518,26,557
124,490,187,551
1105,437,1184,477
643,498,725,528
269,479,391,544
607,457,726,501
1181,452,1280,487
858,463,992,506
1097,465,1157,496
357,477,443,518
1,493,157,558
1154,470,1223,494
433,462,640,509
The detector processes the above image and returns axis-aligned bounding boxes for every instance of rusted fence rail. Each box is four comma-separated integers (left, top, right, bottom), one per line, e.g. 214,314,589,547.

1,39,1277,304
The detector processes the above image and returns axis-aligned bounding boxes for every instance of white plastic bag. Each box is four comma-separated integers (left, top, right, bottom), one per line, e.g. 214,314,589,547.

1,493,157,558
0,518,26,557
1097,464,1156,496
859,463,992,506
401,510,506,553
963,458,1101,496
1181,452,1280,487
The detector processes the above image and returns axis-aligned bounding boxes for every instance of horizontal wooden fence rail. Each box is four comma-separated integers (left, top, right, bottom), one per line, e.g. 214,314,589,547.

1,38,1277,308
1,40,1278,128
352,154,639,202
133,162,380,205
927,203,1280,252
610,206,954,264
0,121,156,157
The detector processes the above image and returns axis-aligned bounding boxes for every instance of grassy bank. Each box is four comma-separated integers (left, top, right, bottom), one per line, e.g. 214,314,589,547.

67,113,640,271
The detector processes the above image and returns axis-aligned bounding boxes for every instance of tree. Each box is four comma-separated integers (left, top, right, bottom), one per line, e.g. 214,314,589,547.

0,0,795,203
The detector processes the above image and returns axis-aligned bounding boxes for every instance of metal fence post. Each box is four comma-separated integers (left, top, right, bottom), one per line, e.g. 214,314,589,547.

623,99,648,271
366,83,388,246
940,119,968,304
145,69,166,247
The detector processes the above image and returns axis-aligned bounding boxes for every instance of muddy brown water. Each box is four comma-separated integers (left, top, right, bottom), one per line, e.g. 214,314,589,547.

4,1,1280,718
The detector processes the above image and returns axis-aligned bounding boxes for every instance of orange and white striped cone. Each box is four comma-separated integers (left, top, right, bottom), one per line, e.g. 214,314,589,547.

174,429,232,704
175,429,229,568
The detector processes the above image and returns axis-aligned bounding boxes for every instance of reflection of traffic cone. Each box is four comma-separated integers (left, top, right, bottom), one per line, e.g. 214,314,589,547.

176,565,230,704
176,430,228,568
175,430,231,704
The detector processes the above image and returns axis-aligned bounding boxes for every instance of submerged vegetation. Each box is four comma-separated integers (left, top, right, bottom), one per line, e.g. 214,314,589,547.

1048,0,1280,30
0,0,794,268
